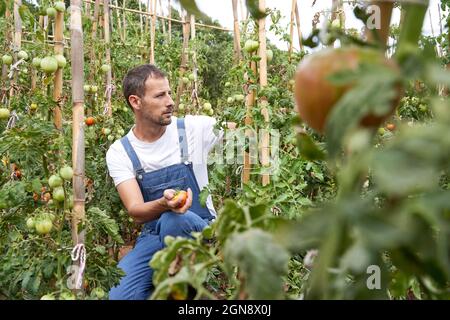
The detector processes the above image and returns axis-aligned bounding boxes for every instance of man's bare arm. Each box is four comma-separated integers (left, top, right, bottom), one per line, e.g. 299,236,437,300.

116,178,193,224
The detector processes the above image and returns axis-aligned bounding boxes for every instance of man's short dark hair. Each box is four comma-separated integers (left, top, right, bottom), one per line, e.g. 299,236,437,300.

123,64,167,109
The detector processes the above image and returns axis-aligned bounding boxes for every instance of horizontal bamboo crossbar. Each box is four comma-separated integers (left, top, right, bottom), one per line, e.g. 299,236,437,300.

84,0,232,32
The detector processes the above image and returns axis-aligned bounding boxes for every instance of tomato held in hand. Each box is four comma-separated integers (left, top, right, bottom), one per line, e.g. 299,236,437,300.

294,47,402,133
173,190,187,208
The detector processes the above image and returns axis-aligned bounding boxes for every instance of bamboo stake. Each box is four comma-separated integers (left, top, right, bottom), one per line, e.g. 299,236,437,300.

190,14,200,109
104,0,112,117
243,60,256,185
89,0,101,82
2,7,11,81
122,0,127,41
239,0,246,20
10,0,22,98
294,1,303,51
288,0,296,62
365,1,393,49
175,11,190,109
258,0,270,186
114,0,123,41
150,0,157,64
138,0,144,41
83,0,231,31
86,1,92,19
69,0,86,271
232,0,242,64
145,0,150,34
53,7,64,130
168,0,172,42
159,0,166,36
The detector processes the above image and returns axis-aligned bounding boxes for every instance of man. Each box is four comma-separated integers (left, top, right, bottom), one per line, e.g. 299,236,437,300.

106,64,229,300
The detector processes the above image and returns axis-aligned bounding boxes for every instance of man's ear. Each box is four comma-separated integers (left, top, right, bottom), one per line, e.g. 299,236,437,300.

128,95,141,111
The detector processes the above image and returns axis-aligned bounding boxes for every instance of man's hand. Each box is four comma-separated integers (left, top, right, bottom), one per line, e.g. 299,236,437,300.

162,188,193,214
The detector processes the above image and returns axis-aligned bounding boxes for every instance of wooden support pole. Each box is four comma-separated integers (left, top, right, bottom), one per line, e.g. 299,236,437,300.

138,0,144,41
190,14,200,109
294,1,303,51
114,0,123,41
69,0,86,270
145,0,150,34
53,7,64,130
83,0,231,31
175,11,190,109
232,0,242,64
242,59,256,185
150,0,157,64
258,0,270,186
122,0,127,41
86,1,92,19
89,0,101,82
2,8,12,81
168,0,172,42
159,0,166,36
365,1,393,50
10,0,22,98
288,0,296,62
104,0,112,117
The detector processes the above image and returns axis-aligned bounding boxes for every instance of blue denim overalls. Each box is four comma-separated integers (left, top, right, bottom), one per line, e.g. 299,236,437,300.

109,118,214,300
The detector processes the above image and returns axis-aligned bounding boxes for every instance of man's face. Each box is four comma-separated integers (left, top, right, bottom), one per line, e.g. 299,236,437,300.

136,76,174,126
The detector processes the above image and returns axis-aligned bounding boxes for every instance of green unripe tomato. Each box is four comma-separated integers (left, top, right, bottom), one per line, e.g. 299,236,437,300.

54,54,67,68
48,174,63,189
47,7,57,18
0,108,11,119
54,1,66,12
32,57,42,68
2,54,13,65
40,56,58,74
59,166,73,180
52,186,65,202
18,50,29,61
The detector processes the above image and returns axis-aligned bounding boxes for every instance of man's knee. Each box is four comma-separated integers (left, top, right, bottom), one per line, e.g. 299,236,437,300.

158,210,207,240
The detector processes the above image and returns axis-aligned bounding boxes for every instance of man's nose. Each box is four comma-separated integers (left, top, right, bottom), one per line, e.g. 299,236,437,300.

167,95,174,106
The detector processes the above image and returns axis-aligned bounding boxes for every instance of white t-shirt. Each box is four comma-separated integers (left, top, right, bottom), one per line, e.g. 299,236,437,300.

106,115,222,216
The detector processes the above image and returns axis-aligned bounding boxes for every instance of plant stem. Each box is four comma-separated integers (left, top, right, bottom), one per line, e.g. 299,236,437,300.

395,0,429,64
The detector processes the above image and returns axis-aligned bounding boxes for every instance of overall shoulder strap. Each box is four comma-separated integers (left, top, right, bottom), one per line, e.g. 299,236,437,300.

120,136,144,174
177,118,189,162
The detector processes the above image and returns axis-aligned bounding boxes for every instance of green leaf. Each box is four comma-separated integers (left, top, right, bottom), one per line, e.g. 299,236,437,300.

245,0,269,19
87,207,124,244
426,63,450,87
21,271,33,290
223,229,289,299
178,0,210,22
198,187,209,207
215,200,246,244
297,132,325,161
31,179,42,194
0,1,6,17
325,63,399,158
19,5,32,27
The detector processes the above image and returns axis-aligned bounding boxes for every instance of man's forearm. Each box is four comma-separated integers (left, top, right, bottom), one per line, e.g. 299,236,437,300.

128,197,168,224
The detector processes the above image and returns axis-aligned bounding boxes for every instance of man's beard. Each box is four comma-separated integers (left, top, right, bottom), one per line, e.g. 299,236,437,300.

157,114,172,126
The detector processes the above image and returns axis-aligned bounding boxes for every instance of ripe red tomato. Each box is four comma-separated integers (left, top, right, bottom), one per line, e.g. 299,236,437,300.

85,117,95,126
386,123,396,131
173,190,187,208
294,47,402,133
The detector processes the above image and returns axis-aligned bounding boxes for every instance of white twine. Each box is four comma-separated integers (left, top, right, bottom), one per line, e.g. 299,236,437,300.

71,243,86,290
6,111,19,130
103,84,116,114
8,59,25,79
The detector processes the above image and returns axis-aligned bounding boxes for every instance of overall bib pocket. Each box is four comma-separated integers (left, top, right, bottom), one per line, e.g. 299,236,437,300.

143,176,188,201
